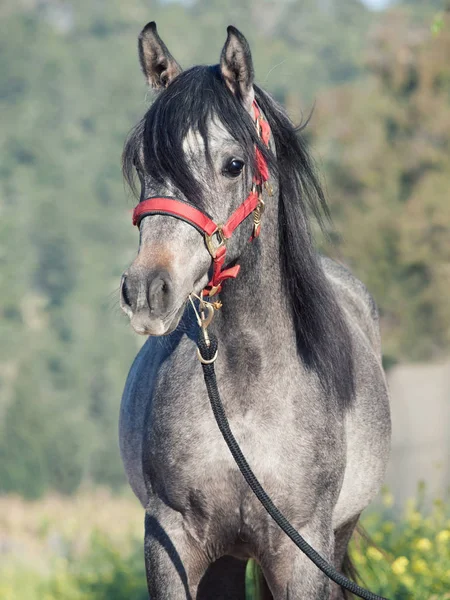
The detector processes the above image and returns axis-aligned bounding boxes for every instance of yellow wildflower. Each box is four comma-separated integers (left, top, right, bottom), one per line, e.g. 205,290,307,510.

408,511,422,528
437,530,450,544
352,552,367,566
392,556,409,575
415,538,432,552
400,574,415,589
373,532,383,544
382,491,394,508
412,559,429,574
382,521,395,534
367,547,383,562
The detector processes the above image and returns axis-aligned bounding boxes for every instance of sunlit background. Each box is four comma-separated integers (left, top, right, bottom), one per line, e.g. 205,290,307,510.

1,0,449,598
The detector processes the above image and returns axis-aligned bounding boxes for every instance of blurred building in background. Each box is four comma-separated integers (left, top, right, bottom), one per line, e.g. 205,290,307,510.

387,358,450,506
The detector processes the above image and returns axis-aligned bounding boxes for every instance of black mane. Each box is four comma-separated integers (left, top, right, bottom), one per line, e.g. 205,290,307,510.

123,65,354,406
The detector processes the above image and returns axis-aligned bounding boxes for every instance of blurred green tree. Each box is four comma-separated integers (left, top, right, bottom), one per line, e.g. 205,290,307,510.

312,5,450,362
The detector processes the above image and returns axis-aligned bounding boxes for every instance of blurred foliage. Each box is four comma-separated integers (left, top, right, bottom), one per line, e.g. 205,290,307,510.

312,3,450,364
1,488,450,599
0,534,148,600
0,0,449,498
350,485,450,599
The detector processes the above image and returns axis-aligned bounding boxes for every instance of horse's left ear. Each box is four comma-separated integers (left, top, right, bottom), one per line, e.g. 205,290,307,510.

220,26,255,111
138,22,182,89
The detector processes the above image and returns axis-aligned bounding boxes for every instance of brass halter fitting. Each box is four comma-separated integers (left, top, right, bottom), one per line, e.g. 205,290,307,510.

189,294,219,363
204,226,227,259
252,183,266,238
253,199,265,238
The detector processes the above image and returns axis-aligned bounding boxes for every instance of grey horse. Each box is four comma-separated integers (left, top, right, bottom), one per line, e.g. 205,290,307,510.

119,22,391,600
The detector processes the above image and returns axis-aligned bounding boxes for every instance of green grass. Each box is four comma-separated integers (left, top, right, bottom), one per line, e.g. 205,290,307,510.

1,488,450,599
245,558,266,600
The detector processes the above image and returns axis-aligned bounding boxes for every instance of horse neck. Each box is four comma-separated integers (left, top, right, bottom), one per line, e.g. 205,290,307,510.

214,181,290,340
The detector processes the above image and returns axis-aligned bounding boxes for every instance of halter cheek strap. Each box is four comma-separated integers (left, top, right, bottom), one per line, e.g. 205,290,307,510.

132,100,271,296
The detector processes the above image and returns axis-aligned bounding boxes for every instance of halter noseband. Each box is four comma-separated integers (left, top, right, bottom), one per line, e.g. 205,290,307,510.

132,101,272,297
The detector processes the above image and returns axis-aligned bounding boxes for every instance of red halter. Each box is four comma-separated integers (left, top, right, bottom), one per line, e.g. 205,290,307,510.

132,101,271,296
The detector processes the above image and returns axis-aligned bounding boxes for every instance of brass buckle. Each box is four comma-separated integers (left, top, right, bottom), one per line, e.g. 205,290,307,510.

252,198,265,238
204,226,227,258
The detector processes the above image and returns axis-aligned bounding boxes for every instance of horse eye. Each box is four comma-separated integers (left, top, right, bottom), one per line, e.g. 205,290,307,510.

224,158,245,178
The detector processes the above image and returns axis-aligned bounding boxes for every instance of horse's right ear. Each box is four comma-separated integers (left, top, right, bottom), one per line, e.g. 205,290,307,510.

138,22,182,89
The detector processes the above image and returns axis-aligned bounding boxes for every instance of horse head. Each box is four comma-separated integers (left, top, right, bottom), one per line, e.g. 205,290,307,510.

121,23,268,336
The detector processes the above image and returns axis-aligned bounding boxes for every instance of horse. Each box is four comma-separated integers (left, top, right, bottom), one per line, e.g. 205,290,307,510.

119,22,391,600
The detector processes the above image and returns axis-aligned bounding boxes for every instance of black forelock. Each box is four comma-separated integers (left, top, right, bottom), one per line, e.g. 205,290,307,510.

123,67,354,407
123,65,265,204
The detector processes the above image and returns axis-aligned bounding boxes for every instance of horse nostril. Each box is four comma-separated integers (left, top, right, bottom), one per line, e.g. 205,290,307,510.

147,271,173,316
121,275,132,308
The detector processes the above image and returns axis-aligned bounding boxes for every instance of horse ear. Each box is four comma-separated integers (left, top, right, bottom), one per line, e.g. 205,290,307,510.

220,26,255,111
138,22,182,89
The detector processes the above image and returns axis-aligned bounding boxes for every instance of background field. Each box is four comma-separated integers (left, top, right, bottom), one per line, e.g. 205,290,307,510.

1,0,449,598
1,488,450,599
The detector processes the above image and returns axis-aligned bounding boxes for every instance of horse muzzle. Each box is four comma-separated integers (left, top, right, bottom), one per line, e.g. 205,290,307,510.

120,267,182,335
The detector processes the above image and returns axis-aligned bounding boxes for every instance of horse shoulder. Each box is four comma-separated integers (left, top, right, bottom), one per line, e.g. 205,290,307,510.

320,256,382,358
119,337,161,506
321,257,391,526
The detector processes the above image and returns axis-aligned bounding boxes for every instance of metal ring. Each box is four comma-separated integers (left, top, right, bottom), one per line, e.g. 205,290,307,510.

197,348,218,365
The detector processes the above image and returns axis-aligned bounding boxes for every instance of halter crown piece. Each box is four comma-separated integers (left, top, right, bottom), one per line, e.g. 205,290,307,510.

132,100,272,297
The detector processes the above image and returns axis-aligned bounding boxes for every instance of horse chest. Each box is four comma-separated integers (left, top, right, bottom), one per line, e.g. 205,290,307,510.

143,369,345,540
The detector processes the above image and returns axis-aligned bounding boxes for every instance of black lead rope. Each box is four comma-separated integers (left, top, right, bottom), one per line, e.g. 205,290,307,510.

197,331,389,600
